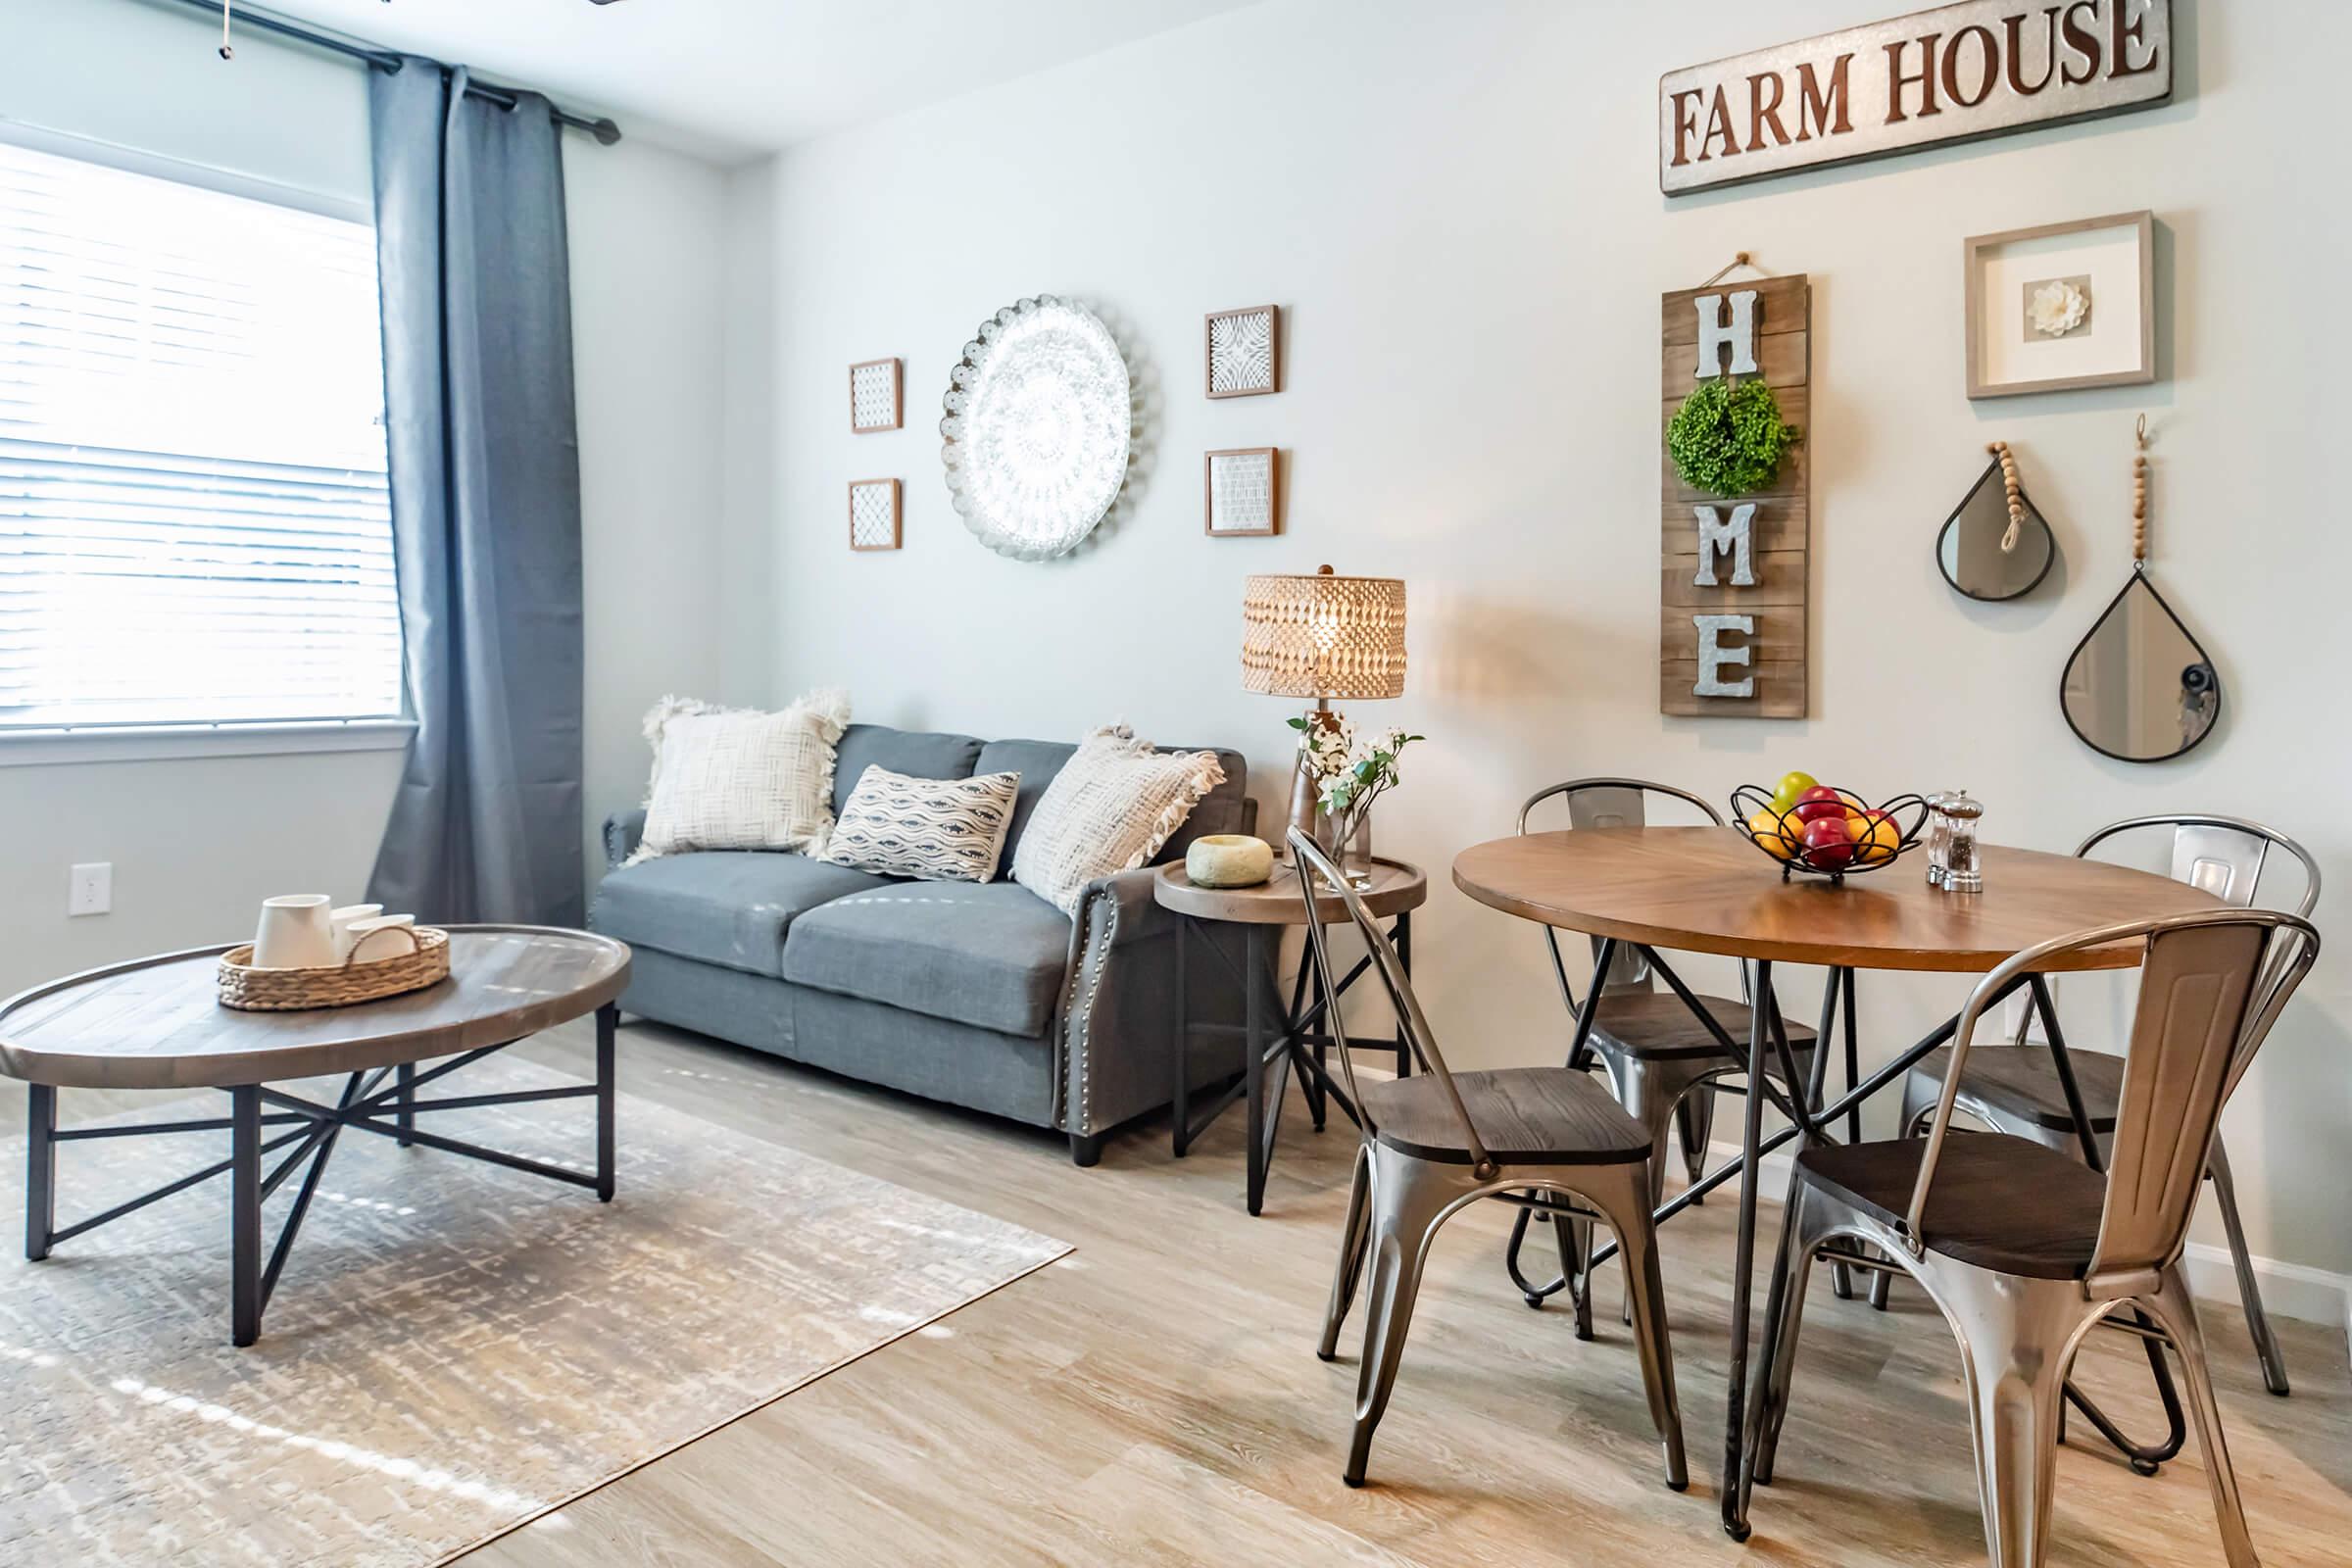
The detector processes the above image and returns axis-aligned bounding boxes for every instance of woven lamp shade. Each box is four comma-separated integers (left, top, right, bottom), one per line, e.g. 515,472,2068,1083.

1241,568,1406,700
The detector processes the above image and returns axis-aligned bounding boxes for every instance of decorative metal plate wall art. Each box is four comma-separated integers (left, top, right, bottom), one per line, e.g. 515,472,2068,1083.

1936,441,2056,602
941,295,1134,561
2060,417,2220,762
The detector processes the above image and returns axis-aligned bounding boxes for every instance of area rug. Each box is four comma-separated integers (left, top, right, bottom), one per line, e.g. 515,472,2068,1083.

0,1056,1069,1566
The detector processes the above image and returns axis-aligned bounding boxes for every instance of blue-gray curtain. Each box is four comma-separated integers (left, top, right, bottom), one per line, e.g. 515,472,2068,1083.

367,60,585,926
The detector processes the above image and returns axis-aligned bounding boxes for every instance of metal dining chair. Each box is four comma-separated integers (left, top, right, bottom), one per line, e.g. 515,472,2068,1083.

1878,815,2320,1396
1509,780,1834,1326
1293,828,1688,1494
1745,907,2319,1568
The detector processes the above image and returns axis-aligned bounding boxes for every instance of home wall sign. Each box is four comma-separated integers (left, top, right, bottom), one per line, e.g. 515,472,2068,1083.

1658,0,2172,195
1660,272,1809,718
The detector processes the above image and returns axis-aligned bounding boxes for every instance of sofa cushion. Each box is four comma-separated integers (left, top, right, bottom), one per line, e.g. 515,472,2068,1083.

591,852,896,979
973,738,1074,876
780,881,1072,1038
830,725,985,816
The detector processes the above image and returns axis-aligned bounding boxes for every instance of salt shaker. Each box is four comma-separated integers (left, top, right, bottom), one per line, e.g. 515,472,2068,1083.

1924,792,1951,888
1941,789,1984,893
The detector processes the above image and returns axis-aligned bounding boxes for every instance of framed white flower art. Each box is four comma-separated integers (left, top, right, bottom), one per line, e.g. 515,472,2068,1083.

1204,305,1279,398
1965,212,2154,400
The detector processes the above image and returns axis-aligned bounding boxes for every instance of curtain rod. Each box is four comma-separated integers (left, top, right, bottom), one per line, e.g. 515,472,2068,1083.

159,0,623,146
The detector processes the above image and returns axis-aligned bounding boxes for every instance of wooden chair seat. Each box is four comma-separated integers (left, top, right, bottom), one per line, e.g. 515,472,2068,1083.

1908,1045,2124,1132
1794,1133,2107,1280
1591,990,1819,1061
1363,1067,1653,1167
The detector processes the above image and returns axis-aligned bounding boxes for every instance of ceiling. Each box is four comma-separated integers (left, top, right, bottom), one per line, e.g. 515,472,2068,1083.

255,0,1259,160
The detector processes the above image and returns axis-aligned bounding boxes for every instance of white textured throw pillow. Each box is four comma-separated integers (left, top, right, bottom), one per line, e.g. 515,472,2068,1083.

1012,726,1225,915
819,764,1021,883
633,689,851,861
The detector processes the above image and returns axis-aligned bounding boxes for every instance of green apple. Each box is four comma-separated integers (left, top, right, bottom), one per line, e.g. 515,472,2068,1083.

1769,769,1819,813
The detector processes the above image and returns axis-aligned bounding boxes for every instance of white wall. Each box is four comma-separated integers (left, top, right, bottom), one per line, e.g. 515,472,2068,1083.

0,0,731,989
751,0,2352,1294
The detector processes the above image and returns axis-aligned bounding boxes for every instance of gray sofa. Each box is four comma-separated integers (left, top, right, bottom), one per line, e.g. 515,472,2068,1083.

591,724,1251,1164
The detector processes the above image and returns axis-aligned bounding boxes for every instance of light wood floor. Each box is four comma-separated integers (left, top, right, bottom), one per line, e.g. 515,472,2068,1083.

18,1016,2341,1565
437,1018,2352,1567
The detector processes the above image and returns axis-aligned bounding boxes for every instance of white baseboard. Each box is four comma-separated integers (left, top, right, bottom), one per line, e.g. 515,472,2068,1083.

1706,1140,2352,1351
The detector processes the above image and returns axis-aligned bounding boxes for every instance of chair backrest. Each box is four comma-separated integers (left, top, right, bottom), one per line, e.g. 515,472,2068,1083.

1290,828,1499,1180
2078,813,2322,919
1517,778,1724,998
1908,909,2320,1283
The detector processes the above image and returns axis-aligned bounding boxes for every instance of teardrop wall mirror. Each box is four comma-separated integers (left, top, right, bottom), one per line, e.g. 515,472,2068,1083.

1937,440,2056,601
2060,416,2221,762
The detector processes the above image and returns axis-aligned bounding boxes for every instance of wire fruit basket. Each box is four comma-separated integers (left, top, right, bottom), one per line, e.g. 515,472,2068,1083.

1729,787,1931,883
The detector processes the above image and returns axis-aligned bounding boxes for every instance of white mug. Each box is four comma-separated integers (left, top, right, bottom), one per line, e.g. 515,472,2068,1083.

329,904,384,960
253,895,337,969
344,913,417,964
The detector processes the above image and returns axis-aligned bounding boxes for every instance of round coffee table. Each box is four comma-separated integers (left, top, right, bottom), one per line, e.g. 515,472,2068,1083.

1153,855,1427,1214
0,925,630,1346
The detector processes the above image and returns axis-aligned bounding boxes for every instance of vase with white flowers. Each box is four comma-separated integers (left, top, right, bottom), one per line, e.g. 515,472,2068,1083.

1288,714,1423,886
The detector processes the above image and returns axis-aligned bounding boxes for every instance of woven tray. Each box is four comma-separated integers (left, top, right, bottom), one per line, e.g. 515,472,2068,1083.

218,926,451,1011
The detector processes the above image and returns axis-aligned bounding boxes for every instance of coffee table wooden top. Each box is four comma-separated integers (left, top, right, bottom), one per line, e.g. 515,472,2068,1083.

1452,828,2223,974
1153,855,1427,925
0,925,630,1091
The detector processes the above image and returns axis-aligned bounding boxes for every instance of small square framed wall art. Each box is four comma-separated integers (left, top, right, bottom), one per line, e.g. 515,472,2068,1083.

1964,212,2154,399
849,477,902,552
849,357,903,432
1204,447,1279,536
1204,305,1279,398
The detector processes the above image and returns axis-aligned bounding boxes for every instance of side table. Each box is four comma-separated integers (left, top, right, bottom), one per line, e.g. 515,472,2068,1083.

1152,855,1428,1214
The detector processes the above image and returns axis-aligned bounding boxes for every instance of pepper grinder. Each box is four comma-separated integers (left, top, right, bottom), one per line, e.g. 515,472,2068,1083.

1940,789,1984,893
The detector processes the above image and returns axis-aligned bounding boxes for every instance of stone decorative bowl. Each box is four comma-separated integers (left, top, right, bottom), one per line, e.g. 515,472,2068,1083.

1185,834,1274,889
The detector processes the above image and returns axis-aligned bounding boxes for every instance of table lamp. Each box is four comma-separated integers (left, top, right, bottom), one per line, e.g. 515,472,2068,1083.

1241,564,1407,849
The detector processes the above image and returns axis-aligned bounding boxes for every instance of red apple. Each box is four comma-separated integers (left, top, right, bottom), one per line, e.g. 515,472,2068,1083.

1792,785,1849,825
1801,816,1856,868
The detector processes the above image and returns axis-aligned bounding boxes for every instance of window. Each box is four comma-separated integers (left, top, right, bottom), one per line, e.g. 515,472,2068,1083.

0,135,401,732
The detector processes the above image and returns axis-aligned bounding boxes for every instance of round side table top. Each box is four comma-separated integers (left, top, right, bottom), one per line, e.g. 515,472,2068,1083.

1153,855,1428,925
1452,827,2223,974
0,925,631,1091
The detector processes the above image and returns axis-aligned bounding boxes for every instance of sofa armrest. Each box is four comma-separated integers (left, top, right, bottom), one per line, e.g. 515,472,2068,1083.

1055,865,1241,1146
604,809,647,870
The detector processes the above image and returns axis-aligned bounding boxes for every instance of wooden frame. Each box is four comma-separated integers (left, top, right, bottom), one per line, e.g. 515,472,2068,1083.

1965,212,2154,400
1204,305,1280,399
848,478,902,552
1659,274,1809,719
1203,448,1279,536
849,357,903,432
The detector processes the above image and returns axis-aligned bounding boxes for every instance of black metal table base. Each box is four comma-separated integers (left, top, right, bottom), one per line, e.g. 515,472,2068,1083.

1173,913,1407,1215
23,1004,617,1347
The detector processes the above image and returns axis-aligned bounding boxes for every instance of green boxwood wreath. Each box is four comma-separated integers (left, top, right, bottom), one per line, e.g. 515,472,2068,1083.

1667,376,1802,498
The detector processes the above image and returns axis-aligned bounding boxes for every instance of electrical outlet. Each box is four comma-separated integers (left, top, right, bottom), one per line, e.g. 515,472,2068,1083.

68,862,111,917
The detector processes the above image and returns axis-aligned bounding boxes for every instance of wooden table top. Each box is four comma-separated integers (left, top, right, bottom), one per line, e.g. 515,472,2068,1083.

0,926,631,1091
1452,828,2224,974
1152,855,1428,925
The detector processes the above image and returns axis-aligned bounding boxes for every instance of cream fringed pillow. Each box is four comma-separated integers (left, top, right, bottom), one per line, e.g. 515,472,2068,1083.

631,690,851,862
1011,726,1225,915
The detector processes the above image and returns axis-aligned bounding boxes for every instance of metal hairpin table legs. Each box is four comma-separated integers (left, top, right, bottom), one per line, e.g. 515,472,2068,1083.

21,1004,619,1347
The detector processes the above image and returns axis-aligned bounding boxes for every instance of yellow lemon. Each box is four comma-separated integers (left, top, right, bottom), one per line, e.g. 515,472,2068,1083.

1747,809,1796,860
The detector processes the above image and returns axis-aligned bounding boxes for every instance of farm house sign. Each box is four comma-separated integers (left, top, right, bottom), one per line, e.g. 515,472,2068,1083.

1659,0,2171,194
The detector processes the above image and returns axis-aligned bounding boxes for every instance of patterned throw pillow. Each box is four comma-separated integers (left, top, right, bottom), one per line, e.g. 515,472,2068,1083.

633,689,851,861
1011,726,1226,915
818,765,1021,883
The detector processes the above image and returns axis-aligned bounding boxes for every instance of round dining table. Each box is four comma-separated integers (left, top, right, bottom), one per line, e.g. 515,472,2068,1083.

1451,826,2226,1540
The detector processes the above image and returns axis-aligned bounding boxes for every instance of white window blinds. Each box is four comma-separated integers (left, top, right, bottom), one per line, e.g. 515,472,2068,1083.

0,136,401,730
